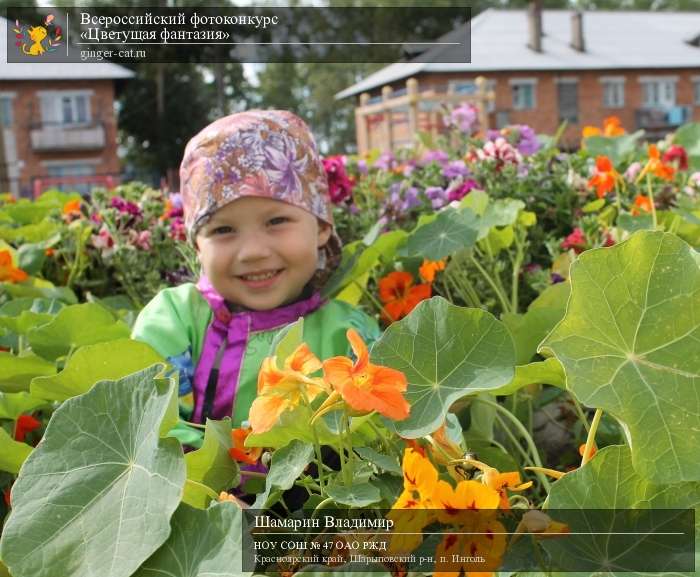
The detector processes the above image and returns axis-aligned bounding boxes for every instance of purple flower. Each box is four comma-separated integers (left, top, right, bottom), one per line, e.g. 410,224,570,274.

402,186,421,211
349,203,360,215
420,149,449,166
374,152,396,171
515,125,540,156
443,160,470,180
357,159,368,175
425,186,448,209
446,103,478,134
110,196,141,217
447,179,478,202
265,139,308,199
551,273,565,284
517,164,530,178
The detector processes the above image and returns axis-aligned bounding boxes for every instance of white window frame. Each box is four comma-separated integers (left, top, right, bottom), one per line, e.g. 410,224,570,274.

638,76,677,109
448,78,497,112
0,92,15,127
693,76,700,106
600,76,625,109
509,78,537,110
555,78,579,123
37,90,93,126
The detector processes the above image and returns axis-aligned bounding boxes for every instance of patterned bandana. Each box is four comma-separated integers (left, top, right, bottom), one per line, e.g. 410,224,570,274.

179,109,341,276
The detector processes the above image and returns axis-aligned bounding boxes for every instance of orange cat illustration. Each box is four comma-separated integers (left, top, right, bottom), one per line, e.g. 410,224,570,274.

22,26,47,56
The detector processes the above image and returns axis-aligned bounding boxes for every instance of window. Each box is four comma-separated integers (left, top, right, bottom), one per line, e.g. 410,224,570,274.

557,81,578,124
510,81,536,110
39,91,92,126
694,80,700,105
0,97,12,127
449,79,496,112
45,163,96,195
640,78,676,108
602,80,625,108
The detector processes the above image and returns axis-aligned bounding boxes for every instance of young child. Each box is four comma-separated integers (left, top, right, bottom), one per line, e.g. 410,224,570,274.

132,110,381,426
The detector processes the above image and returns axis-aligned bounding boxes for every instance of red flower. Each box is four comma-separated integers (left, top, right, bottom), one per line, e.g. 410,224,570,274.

662,145,688,171
14,414,41,442
378,271,432,323
561,228,587,254
587,156,618,198
322,155,355,204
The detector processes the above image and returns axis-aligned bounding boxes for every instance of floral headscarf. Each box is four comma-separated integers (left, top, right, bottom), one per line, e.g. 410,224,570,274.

180,109,341,287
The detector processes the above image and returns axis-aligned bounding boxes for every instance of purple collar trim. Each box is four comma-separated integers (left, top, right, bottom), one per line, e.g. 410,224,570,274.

191,275,325,423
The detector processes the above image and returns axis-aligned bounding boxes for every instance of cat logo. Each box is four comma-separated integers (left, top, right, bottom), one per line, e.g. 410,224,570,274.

13,13,62,57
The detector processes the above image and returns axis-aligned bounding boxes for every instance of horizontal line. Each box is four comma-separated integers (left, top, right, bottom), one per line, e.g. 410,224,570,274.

252,532,687,536
74,42,462,45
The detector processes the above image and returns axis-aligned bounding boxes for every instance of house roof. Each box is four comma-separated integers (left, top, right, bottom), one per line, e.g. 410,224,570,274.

0,16,134,81
336,9,700,99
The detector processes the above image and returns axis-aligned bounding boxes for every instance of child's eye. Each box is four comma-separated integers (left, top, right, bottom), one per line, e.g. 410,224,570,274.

211,225,234,235
268,216,290,226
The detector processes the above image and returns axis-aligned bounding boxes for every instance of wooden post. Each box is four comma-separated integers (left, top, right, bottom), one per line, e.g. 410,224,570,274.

407,78,419,136
382,85,394,152
356,93,370,155
475,76,492,133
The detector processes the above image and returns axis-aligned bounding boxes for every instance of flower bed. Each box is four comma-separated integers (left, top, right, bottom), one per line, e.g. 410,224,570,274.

0,113,698,577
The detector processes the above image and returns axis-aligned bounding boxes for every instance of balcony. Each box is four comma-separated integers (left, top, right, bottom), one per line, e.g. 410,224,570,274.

635,106,692,137
30,122,106,152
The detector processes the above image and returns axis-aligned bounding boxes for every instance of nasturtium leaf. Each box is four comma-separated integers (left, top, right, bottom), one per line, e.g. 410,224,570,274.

489,358,566,396
405,208,479,260
253,439,314,509
0,297,62,335
355,446,401,475
134,502,243,577
476,198,525,239
1,279,77,304
27,303,130,360
0,220,61,244
0,202,53,225
482,225,514,254
540,231,700,484
0,391,49,420
183,418,239,509
468,393,496,441
0,364,186,577
0,427,32,474
270,316,304,360
459,189,489,216
583,130,643,166
528,280,570,311
544,445,700,576
673,122,700,171
502,305,567,365
336,271,369,305
30,338,164,402
166,420,204,449
617,211,654,233
372,297,516,438
326,482,382,507
246,404,338,449
0,352,55,393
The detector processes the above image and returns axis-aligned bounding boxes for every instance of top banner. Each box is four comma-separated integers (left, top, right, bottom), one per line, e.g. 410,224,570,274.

5,6,471,64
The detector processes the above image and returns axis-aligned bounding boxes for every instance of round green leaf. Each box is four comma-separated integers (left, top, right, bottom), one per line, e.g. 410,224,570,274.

489,358,565,396
326,482,382,507
0,391,49,420
27,303,130,360
540,231,700,484
134,502,243,577
0,352,56,393
0,428,32,474
253,439,314,509
183,418,239,509
545,445,700,576
405,208,479,260
372,297,516,438
0,364,186,577
30,338,164,402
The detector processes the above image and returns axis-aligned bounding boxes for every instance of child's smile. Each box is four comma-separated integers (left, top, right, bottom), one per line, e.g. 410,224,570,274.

196,196,331,310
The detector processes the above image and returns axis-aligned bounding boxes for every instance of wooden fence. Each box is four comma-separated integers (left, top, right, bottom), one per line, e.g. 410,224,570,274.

354,76,495,154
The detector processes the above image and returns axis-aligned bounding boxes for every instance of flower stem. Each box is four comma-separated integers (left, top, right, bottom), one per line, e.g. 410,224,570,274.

569,395,591,434
479,397,551,492
580,408,603,466
470,254,511,314
646,175,658,230
352,279,389,319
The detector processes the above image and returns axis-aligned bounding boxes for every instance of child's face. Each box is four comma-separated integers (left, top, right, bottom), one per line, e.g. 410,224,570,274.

195,196,332,310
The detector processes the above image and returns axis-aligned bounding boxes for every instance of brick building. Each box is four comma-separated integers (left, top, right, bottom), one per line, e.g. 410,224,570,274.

0,16,133,197
337,8,700,153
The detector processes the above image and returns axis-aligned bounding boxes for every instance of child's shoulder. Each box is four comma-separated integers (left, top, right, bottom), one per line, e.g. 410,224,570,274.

313,298,381,342
135,282,211,328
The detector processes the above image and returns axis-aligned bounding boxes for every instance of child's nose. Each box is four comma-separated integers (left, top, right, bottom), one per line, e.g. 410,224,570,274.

237,233,273,262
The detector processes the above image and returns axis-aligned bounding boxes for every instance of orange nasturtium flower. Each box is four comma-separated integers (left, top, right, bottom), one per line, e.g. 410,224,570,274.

419,258,446,283
228,425,263,465
62,199,82,217
248,343,328,434
378,271,432,323
632,194,653,215
638,144,675,182
582,115,625,138
388,448,440,553
321,328,410,421
14,414,41,443
587,155,619,198
0,250,28,283
457,457,532,510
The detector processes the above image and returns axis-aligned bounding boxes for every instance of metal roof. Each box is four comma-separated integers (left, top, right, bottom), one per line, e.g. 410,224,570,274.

336,9,700,99
0,16,134,81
